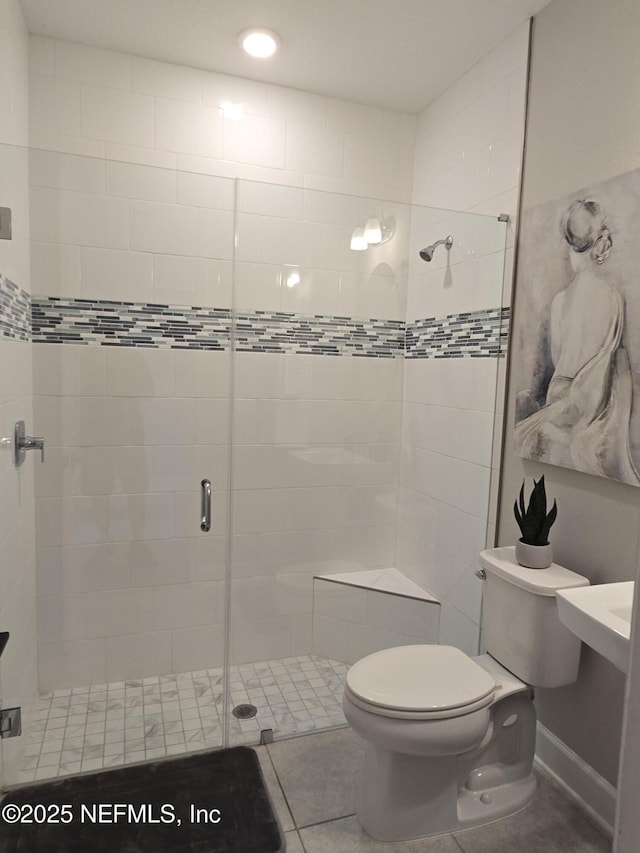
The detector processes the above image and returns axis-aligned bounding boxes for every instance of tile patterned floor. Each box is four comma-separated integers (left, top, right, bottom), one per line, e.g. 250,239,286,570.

262,729,612,853
16,655,348,785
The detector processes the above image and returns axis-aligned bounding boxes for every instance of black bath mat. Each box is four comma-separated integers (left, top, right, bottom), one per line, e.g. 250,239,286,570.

0,746,283,852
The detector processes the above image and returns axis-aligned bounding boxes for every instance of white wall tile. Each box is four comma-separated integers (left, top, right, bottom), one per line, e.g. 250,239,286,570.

201,71,268,115
105,631,172,681
152,581,223,630
29,149,106,194
33,344,106,397
29,34,54,76
266,86,327,127
105,160,177,202
260,217,324,268
174,350,230,399
438,603,480,656
312,613,348,662
58,191,129,249
130,200,198,255
285,123,344,178
464,80,511,154
171,624,224,672
105,347,175,397
152,254,221,306
234,261,282,311
274,573,314,616
35,496,108,547
238,181,304,219
129,398,197,445
230,616,291,664
326,98,384,137
343,134,402,189
81,247,154,302
107,493,175,542
29,185,58,243
132,56,202,102
234,213,263,263
104,142,177,170
56,41,131,90
197,208,234,259
29,74,81,139
155,98,222,158
38,639,106,692
82,588,155,637
82,85,154,147
488,130,523,198
177,171,234,209
222,113,286,169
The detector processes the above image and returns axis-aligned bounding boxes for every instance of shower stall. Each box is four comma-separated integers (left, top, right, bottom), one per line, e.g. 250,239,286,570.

0,141,508,786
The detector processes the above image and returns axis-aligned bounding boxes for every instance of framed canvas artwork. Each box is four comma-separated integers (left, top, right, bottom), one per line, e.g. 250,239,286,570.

513,167,640,486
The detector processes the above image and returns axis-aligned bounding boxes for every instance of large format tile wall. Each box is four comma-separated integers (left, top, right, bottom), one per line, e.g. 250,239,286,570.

0,0,35,787
29,151,235,692
397,23,530,654
28,37,416,202
27,33,522,687
27,37,418,688
229,185,409,665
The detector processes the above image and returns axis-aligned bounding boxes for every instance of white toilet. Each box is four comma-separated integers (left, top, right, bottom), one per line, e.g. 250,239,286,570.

342,547,590,841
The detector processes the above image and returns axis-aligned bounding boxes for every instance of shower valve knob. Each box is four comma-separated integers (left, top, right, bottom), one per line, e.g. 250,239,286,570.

14,421,45,466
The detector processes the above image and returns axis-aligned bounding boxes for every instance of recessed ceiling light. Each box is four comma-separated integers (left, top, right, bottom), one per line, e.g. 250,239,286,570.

239,27,281,59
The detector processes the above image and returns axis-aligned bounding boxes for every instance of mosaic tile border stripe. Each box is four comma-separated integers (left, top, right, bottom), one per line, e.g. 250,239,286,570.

31,297,405,358
31,298,232,350
0,275,31,342
235,311,404,358
31,297,509,359
405,306,510,359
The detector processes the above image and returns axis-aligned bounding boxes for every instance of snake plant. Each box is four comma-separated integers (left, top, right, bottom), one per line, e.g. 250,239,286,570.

514,476,557,546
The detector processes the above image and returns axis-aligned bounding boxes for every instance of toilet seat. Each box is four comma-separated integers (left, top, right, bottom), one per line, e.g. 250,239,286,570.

346,645,496,720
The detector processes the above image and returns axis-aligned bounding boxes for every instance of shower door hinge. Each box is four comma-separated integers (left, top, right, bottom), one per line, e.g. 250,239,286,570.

0,207,12,240
497,213,509,223
0,707,22,739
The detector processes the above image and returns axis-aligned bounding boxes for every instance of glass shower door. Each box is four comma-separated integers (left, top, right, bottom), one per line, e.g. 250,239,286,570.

225,182,509,746
0,141,38,789
225,180,410,745
10,149,235,784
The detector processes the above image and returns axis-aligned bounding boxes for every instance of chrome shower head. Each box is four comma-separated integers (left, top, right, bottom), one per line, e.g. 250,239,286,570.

419,235,453,262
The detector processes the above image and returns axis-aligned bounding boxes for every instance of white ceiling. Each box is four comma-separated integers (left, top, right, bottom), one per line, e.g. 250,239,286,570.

20,0,549,113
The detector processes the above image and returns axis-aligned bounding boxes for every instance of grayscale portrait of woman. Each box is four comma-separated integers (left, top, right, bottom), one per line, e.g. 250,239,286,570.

513,167,640,486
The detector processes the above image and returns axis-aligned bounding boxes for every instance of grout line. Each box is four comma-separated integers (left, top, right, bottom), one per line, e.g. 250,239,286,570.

19,655,347,783
262,739,297,830
294,829,309,852
295,811,356,831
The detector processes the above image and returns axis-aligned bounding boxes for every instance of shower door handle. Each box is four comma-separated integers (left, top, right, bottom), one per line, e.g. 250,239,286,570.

200,479,212,532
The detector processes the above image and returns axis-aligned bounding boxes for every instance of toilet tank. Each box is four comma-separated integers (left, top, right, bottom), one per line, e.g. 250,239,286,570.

480,547,590,688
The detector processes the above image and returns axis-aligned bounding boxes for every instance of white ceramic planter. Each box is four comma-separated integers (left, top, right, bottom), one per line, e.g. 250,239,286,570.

515,540,553,569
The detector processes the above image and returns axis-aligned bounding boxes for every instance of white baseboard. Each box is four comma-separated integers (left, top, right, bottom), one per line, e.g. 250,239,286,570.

535,722,616,839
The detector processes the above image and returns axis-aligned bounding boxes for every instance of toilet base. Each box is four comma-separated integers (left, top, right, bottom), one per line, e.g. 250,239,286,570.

357,745,537,842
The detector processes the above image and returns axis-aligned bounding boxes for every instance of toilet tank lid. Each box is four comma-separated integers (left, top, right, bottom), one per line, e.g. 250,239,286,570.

480,547,590,596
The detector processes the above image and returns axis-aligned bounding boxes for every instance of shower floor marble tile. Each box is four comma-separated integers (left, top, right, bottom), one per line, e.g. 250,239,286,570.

16,655,348,784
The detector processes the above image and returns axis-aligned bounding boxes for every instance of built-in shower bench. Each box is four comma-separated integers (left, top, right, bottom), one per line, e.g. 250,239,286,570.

312,568,440,665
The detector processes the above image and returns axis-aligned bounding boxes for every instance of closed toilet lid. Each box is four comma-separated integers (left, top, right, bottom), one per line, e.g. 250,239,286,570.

346,645,496,713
